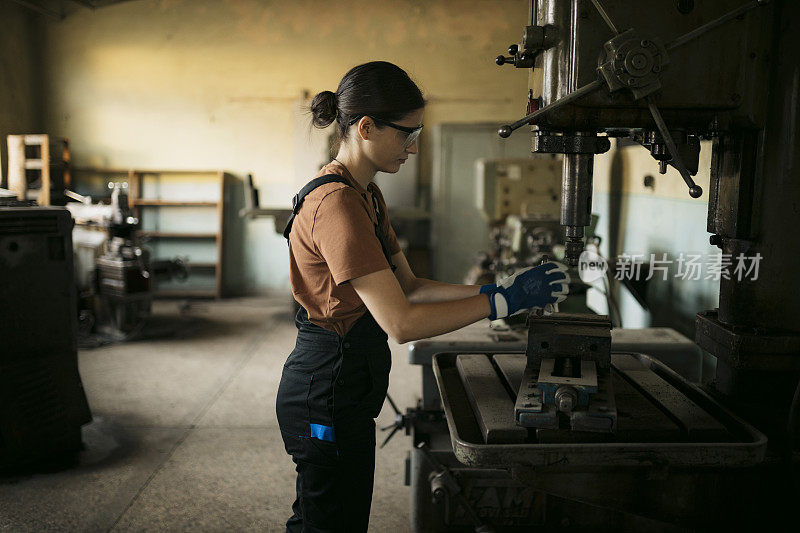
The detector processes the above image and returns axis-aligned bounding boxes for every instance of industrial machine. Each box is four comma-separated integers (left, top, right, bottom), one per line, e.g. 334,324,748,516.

468,156,565,284
0,206,92,472
68,183,187,341
401,0,799,530
467,156,605,318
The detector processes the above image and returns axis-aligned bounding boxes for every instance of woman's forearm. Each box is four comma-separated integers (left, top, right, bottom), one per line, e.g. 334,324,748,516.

351,270,491,344
398,293,491,343
406,277,482,303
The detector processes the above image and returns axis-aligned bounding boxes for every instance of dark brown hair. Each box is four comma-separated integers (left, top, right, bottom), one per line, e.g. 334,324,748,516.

310,61,425,141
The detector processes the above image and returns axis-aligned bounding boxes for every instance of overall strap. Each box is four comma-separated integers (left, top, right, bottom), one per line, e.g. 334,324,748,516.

282,174,350,239
283,174,397,272
368,192,397,272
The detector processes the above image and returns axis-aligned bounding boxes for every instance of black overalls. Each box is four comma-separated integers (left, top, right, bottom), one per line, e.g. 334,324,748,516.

277,175,396,533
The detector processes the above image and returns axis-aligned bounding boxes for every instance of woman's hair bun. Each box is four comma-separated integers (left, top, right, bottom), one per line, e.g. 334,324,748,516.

310,90,338,128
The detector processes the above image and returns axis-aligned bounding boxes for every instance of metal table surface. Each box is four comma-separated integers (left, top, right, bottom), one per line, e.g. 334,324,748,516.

433,351,766,469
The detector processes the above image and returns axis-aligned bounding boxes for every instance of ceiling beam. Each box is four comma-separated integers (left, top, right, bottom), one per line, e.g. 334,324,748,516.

11,0,147,20
8,0,63,20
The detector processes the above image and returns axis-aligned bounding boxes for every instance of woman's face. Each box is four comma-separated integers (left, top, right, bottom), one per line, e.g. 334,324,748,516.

360,108,424,174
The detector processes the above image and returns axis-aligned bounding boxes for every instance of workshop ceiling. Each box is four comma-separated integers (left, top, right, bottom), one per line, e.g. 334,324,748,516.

10,0,143,20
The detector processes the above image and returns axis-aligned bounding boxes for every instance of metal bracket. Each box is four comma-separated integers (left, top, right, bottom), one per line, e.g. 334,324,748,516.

695,310,800,371
522,24,559,53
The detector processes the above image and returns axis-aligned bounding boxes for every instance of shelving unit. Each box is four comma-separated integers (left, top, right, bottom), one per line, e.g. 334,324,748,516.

128,170,227,298
6,135,70,205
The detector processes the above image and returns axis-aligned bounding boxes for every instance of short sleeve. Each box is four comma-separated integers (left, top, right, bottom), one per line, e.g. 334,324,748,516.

312,188,392,285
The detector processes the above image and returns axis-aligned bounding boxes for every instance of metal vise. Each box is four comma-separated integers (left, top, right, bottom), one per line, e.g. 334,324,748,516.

515,313,616,432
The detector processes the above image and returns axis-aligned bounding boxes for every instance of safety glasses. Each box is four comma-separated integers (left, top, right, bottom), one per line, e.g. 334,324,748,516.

349,116,423,149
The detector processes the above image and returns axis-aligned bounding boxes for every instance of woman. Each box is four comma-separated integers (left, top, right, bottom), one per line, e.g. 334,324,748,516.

276,61,569,532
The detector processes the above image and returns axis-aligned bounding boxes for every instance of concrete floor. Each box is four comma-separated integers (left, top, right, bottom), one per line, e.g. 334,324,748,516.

0,297,421,532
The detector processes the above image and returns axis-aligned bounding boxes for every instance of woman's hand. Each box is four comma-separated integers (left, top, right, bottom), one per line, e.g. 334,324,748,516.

479,262,570,320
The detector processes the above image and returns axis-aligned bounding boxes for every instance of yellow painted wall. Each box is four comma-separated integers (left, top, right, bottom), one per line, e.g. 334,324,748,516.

41,0,530,292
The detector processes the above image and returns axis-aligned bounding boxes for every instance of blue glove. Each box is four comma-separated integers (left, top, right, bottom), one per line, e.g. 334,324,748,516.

480,262,570,320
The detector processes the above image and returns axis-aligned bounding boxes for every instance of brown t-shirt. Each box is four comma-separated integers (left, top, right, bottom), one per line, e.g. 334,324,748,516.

288,162,402,337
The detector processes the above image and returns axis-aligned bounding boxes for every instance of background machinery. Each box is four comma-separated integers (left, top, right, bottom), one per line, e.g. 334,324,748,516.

67,183,187,342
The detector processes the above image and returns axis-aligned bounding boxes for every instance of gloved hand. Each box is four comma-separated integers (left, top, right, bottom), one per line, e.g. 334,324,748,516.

479,262,570,320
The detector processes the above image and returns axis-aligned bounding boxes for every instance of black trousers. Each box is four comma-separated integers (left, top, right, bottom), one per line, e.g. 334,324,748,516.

284,426,376,533
277,308,390,533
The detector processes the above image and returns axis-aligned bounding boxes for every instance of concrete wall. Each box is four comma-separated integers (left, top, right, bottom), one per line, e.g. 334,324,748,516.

39,0,531,294
0,2,42,186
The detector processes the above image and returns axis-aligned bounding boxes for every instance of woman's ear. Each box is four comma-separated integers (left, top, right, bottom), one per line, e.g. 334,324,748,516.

356,116,374,141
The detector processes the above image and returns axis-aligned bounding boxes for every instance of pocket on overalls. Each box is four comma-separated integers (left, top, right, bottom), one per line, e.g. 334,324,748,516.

277,364,338,453
307,371,335,432
276,366,312,454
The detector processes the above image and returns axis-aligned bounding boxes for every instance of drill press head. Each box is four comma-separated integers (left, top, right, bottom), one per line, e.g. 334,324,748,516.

494,1,772,267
